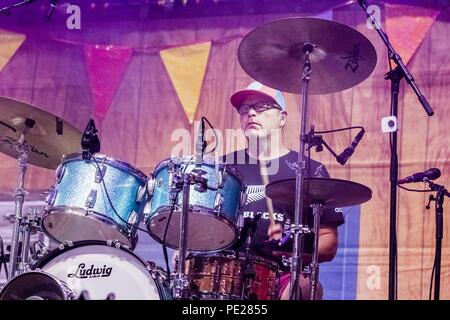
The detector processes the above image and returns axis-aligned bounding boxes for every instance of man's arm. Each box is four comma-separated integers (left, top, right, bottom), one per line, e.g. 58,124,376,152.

267,224,339,263
317,226,338,262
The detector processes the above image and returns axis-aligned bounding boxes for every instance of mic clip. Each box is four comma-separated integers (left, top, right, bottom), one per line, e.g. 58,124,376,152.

305,126,341,164
81,119,101,159
425,194,435,210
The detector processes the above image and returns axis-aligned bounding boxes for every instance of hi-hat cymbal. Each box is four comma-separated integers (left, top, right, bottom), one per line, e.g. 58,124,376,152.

0,97,82,170
265,177,372,208
238,17,377,94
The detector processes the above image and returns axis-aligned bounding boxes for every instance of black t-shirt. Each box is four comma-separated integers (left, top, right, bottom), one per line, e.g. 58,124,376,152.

223,149,345,264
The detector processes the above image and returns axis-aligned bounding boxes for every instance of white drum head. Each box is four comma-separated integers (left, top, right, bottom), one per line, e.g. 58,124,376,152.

35,242,163,300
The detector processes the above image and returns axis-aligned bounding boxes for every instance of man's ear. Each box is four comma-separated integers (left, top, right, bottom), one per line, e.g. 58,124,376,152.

280,111,287,128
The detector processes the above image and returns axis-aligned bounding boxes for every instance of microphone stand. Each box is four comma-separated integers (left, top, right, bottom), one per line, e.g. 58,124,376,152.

423,178,449,300
358,0,434,300
170,159,209,300
239,216,259,300
240,224,255,300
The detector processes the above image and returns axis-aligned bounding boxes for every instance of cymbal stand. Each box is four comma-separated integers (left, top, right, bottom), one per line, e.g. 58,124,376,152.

169,161,208,299
309,202,324,300
8,132,31,279
239,217,259,300
18,209,41,273
289,42,314,300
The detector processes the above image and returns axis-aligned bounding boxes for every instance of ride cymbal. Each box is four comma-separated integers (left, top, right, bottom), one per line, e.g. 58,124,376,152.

238,17,377,94
265,177,372,208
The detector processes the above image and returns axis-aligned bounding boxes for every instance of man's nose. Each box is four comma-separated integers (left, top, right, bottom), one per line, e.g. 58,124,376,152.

247,107,257,117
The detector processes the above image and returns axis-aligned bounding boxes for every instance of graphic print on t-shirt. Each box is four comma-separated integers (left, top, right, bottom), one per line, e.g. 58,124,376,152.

224,150,345,261
245,185,266,205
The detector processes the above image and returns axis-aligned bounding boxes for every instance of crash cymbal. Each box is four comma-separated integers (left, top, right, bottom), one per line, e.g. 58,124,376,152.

265,177,372,208
0,97,82,170
238,17,377,94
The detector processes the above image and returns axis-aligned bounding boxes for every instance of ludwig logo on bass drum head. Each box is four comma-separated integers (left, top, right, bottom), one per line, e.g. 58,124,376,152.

67,263,112,279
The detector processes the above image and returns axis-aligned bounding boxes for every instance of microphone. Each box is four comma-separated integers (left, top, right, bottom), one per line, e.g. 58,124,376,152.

194,119,205,166
81,119,100,158
357,0,367,9
398,168,441,185
45,0,58,22
336,128,365,165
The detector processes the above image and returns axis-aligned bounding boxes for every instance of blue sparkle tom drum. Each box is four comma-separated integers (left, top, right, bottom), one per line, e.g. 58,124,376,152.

42,153,148,248
145,156,246,252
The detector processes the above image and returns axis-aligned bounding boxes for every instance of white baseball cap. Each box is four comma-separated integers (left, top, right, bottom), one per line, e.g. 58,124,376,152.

230,81,286,111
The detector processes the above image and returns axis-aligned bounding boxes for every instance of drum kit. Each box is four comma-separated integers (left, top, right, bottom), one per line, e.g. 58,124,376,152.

0,17,376,300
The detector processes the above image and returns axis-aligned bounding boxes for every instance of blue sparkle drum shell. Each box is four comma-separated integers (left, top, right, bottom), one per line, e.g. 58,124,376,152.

42,153,148,248
146,156,246,252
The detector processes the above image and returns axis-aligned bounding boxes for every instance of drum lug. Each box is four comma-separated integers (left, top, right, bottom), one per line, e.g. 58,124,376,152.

136,184,147,203
214,193,224,212
45,187,58,206
128,211,138,225
218,167,225,188
85,189,97,209
55,165,66,183
106,239,124,249
240,190,248,209
58,240,74,250
146,177,156,197
95,165,107,183
142,201,151,220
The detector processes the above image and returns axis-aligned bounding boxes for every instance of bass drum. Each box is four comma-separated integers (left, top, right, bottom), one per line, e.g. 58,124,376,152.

30,240,171,300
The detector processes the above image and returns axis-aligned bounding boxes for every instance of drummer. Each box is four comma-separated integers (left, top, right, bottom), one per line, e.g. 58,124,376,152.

223,81,345,300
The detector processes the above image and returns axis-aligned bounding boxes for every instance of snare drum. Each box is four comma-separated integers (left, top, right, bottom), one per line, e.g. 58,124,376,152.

42,153,148,248
185,251,279,300
146,156,246,252
0,240,172,300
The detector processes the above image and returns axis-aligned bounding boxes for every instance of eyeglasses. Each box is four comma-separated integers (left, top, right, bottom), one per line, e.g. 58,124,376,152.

237,102,282,115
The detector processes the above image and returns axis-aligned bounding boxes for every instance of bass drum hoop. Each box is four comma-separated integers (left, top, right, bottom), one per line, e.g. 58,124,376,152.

32,240,168,300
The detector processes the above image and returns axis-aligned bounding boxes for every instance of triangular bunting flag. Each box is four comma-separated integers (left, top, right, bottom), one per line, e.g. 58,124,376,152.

160,41,211,124
386,4,439,66
0,29,26,72
84,44,133,121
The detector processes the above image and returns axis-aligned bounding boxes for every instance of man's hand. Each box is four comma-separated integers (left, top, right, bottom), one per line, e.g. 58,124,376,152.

267,223,283,241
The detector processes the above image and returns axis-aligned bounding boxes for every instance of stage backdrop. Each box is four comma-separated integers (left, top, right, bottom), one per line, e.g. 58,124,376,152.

0,1,449,299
